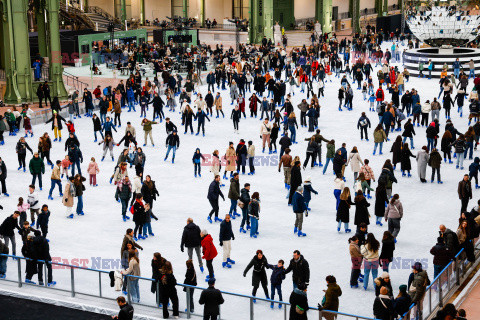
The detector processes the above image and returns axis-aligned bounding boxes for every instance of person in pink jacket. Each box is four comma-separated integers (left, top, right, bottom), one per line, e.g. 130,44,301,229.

87,157,99,186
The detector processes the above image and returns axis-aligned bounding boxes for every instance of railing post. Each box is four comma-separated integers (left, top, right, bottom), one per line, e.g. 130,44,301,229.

186,287,191,319
447,265,450,290
70,267,75,297
455,258,460,285
250,297,254,320
17,257,22,288
98,272,102,297
156,281,160,307
284,304,287,320
429,287,432,315
438,277,443,308
43,263,48,286
127,276,132,304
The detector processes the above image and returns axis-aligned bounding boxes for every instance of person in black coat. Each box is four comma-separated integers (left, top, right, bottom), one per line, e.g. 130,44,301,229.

199,278,224,319
141,175,159,208
288,161,302,204
0,157,7,195
337,188,355,232
151,252,166,302
243,250,270,299
400,143,415,175
33,234,54,285
284,250,310,288
373,286,394,320
183,259,197,313
114,296,134,320
159,261,179,319
379,231,395,273
430,237,452,278
354,191,370,229
0,211,20,255
117,131,137,148
219,215,235,267
22,235,37,283
92,114,104,142
332,150,344,177
207,175,225,222
393,285,411,318
390,136,403,168
289,282,309,320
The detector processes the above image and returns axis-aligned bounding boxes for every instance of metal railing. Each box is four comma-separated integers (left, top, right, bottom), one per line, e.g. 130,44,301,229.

0,253,376,320
86,6,125,30
401,239,480,320
59,2,96,30
63,71,89,92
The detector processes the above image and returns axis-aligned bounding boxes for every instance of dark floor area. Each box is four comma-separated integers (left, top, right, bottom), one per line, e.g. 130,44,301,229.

0,294,112,320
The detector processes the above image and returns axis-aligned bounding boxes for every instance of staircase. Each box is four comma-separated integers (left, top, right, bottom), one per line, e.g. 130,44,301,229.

85,6,124,32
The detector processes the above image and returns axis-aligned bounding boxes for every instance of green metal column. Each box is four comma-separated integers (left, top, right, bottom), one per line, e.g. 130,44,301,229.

200,0,205,27
183,0,188,19
249,0,273,44
3,0,33,104
46,0,68,100
315,0,332,34
36,10,49,58
139,0,145,24
352,0,360,33
120,0,127,24
383,0,388,15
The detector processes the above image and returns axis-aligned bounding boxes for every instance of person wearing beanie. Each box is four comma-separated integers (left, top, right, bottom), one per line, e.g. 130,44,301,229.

292,185,307,237
373,286,394,320
199,277,224,320
303,177,318,211
393,284,412,318
408,262,430,318
374,272,393,298
289,282,309,320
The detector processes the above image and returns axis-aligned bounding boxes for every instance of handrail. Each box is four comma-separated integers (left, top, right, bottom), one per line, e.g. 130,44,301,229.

0,252,377,320
86,6,124,30
59,2,96,30
63,71,89,91
401,239,480,320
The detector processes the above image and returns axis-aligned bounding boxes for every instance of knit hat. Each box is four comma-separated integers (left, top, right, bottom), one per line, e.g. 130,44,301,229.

208,278,216,285
381,272,390,278
399,285,407,293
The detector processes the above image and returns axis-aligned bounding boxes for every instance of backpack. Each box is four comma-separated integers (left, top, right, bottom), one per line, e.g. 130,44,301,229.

378,172,388,186
360,118,368,127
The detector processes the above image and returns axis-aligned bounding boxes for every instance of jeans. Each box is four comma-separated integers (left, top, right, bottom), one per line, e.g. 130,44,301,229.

270,283,283,302
229,199,237,215
3,235,16,255
434,264,446,279
402,137,414,149
334,189,341,210
456,152,465,168
128,278,140,303
143,222,153,235
240,207,250,229
94,130,104,141
31,173,43,189
464,141,474,159
208,199,219,218
128,100,136,112
166,145,177,160
120,199,128,218
373,142,383,154
388,218,401,238
48,179,62,196
71,160,81,176
363,260,379,289
289,125,296,143
323,157,333,174
250,217,258,236
100,113,106,124
469,69,475,79
427,138,435,151
76,195,83,214
454,68,460,79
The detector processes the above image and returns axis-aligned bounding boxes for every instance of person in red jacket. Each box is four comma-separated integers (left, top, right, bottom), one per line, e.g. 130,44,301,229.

201,229,218,282
376,87,385,109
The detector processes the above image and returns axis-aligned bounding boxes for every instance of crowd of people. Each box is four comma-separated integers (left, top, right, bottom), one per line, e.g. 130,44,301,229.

0,25,477,320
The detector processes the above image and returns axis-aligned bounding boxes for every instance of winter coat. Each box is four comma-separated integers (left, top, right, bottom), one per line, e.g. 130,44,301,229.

207,180,224,201
374,129,387,143
290,165,302,189
428,150,442,169
219,219,234,243
62,181,75,208
323,282,342,311
267,265,286,286
228,178,240,200
458,180,472,199
181,222,201,249
373,295,394,320
141,181,159,204
347,152,363,172
201,234,217,261
354,197,370,226
244,254,269,287
430,242,452,266
225,148,236,172
409,270,430,303
0,215,20,237
289,289,309,320
361,243,380,261
199,287,224,316
303,183,318,203
285,255,310,285
29,157,45,175
416,150,429,179
400,148,415,171
292,191,307,213
87,162,99,175
337,195,354,223
115,180,132,201
132,200,146,224
402,122,415,138
384,200,403,219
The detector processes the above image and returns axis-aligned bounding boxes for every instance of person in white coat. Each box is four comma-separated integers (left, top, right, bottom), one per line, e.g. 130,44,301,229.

346,146,364,182
416,146,429,183
334,174,345,210
130,173,143,206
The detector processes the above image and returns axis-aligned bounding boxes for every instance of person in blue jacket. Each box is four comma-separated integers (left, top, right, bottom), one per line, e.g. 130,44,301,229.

357,112,371,141
206,71,216,92
192,148,205,177
126,86,136,112
306,107,317,132
267,259,286,309
302,177,318,211
381,109,394,139
33,60,42,81
102,117,117,138
195,108,211,136
469,157,480,188
292,185,307,237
